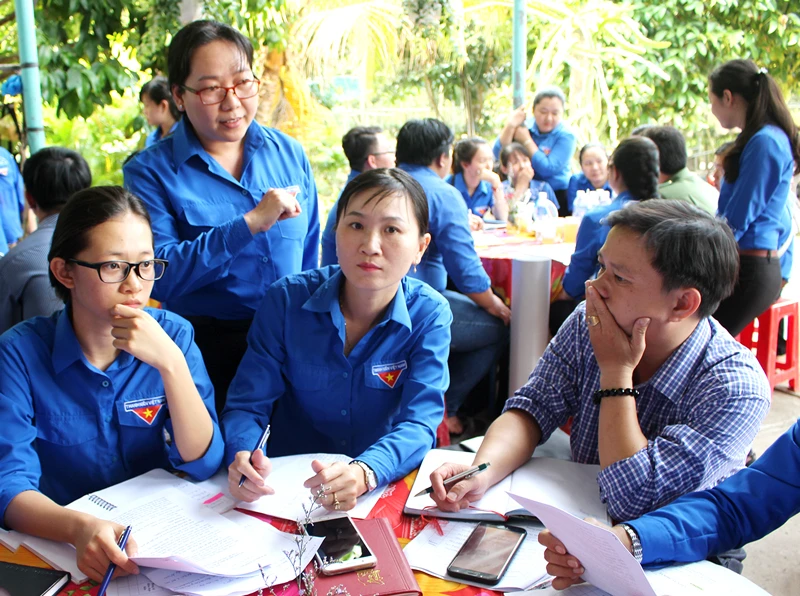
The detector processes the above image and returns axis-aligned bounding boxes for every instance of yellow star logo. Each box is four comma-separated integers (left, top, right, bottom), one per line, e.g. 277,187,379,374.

143,408,153,419
386,373,394,381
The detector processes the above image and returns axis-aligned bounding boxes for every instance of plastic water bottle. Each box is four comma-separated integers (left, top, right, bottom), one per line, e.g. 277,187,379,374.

573,190,589,220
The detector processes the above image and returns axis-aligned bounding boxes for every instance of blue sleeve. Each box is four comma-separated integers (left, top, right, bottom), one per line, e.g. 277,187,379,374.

163,316,224,480
320,203,339,267
596,384,768,522
300,153,321,272
430,188,491,294
530,130,575,180
567,175,579,213
629,420,800,565
357,300,451,486
1,168,23,245
221,286,288,466
492,138,502,160
0,339,42,525
719,132,788,242
123,160,255,302
562,215,604,298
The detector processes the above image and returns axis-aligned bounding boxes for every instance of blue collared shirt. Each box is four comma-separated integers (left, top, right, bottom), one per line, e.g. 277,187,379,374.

0,147,24,255
493,121,576,191
446,173,494,217
562,192,632,299
222,266,451,486
320,169,361,267
0,215,63,334
566,172,612,213
398,164,491,294
718,125,793,251
779,202,794,281
123,119,320,320
0,308,224,519
145,121,180,148
505,302,770,522
629,419,800,565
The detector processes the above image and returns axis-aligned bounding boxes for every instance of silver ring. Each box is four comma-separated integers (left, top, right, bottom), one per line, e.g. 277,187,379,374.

586,315,600,327
333,493,341,510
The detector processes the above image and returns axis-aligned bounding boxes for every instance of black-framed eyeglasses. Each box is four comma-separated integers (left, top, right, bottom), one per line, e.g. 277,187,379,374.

181,79,261,105
68,259,169,283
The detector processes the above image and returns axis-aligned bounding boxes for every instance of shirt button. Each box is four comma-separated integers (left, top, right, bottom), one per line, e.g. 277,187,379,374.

241,189,248,196
340,440,346,446
106,416,113,423
261,256,269,263
342,372,348,378
341,409,347,416
112,456,118,463
102,381,110,388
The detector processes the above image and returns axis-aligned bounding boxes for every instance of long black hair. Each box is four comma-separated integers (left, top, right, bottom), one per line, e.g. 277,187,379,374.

709,59,800,182
609,137,660,201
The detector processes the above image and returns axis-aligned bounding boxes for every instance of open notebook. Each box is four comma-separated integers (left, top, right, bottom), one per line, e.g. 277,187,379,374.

404,449,608,522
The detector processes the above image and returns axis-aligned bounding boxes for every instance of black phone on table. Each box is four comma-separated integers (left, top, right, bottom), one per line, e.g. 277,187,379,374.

301,515,377,576
446,522,527,585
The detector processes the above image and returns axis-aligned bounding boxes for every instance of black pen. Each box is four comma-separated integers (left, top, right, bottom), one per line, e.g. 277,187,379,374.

238,425,271,488
414,462,491,497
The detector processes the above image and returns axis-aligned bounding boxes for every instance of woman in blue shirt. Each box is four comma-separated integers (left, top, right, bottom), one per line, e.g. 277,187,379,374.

0,186,222,582
495,87,577,216
124,21,319,415
447,137,508,221
566,142,612,213
550,136,659,335
707,60,800,336
140,76,180,147
223,169,451,512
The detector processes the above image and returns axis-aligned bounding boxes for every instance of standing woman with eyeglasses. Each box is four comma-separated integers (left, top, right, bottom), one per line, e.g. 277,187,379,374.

708,60,799,336
124,21,320,414
0,186,222,583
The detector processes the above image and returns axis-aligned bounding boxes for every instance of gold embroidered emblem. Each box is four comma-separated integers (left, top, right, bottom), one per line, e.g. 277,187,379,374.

357,569,385,586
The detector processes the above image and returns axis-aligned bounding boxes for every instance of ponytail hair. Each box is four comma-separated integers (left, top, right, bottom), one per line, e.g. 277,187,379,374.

709,59,800,183
610,136,660,202
452,137,488,175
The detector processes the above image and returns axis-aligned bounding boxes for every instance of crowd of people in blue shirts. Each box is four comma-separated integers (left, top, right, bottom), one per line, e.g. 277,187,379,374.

0,17,798,591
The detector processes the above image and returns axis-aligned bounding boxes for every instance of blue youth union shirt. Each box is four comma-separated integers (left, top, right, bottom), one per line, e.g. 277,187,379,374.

0,308,224,517
221,266,452,486
320,169,361,267
0,147,24,253
123,119,320,320
446,173,494,217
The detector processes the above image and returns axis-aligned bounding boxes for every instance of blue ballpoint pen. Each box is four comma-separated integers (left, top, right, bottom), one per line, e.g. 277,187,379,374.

238,425,271,488
96,525,132,596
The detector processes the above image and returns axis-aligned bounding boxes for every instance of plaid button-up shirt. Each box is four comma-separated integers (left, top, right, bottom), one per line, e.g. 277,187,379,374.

505,302,771,521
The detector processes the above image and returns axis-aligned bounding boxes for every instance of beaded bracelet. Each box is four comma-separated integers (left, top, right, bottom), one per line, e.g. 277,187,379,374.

592,387,640,405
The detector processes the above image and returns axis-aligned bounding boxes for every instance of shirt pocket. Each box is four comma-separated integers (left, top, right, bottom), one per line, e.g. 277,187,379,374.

275,212,309,240
286,360,330,392
36,413,99,446
115,398,169,465
180,197,240,230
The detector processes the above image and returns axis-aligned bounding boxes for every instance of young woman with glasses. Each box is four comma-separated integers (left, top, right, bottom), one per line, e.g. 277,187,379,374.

124,20,320,415
0,186,222,583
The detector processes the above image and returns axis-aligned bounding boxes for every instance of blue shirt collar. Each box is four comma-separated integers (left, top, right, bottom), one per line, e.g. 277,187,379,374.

399,163,441,182
52,308,136,375
171,119,266,169
530,120,564,137
302,267,413,331
642,318,710,401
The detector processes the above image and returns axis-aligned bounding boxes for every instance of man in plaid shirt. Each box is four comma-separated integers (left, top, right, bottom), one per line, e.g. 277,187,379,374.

430,200,770,526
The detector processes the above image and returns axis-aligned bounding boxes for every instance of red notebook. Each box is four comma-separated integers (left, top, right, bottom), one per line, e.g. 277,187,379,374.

313,517,421,596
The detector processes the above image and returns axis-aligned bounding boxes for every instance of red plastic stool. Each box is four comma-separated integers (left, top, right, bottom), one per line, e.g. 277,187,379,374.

737,298,799,391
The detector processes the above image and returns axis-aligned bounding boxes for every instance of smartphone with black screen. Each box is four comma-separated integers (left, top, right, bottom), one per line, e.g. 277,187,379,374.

447,523,527,585
301,516,377,576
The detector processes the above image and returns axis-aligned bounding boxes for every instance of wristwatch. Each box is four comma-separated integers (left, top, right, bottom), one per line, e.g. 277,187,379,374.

620,524,643,563
350,460,377,492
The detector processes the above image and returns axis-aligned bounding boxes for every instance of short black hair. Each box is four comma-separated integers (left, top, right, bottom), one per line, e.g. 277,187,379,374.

605,199,739,318
499,142,531,167
342,126,383,172
335,168,429,237
630,123,655,136
639,126,687,176
48,187,152,303
610,136,660,201
168,21,254,90
396,118,454,167
533,86,566,109
22,147,92,213
141,76,181,121
452,137,489,175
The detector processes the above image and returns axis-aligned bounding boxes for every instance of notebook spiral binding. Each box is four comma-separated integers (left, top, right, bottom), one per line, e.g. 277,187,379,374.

87,495,116,511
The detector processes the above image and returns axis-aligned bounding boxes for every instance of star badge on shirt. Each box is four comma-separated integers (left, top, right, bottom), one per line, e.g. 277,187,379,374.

124,396,167,425
371,360,408,389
